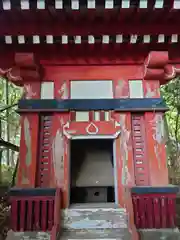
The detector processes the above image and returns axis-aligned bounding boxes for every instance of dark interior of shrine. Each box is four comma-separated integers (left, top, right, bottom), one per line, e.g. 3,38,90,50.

70,139,115,204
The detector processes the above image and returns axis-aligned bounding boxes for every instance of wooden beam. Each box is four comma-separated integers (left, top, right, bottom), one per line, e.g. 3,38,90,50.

0,43,177,67
0,20,180,35
0,103,18,112
0,44,180,67
0,138,19,152
0,1,178,11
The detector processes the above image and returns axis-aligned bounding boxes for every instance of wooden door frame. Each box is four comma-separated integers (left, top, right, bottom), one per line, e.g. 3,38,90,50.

68,135,118,206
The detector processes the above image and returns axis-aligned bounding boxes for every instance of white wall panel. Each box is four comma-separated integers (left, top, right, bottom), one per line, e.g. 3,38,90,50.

94,111,100,121
70,80,113,99
75,111,89,122
129,80,144,98
105,111,110,121
41,82,54,99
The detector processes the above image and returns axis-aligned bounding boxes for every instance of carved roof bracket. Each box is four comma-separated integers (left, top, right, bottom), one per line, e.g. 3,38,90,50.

144,51,180,84
0,53,42,86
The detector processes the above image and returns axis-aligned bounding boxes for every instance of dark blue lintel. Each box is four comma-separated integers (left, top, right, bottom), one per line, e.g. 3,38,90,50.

18,98,168,112
131,186,179,194
9,188,56,196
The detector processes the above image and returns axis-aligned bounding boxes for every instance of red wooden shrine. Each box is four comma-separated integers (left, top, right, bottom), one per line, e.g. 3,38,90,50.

1,1,180,239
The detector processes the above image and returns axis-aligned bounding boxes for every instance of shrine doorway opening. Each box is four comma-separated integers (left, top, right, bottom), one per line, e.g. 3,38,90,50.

70,138,115,205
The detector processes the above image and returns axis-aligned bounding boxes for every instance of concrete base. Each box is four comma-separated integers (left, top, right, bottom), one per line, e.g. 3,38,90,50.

139,229,180,240
5,205,131,240
62,206,127,229
6,230,51,240
60,205,131,240
60,229,131,240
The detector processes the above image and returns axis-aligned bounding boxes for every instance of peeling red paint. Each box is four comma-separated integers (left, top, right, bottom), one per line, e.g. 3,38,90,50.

144,80,160,98
17,114,39,187
23,82,40,99
7,52,174,239
145,112,168,185
114,79,129,98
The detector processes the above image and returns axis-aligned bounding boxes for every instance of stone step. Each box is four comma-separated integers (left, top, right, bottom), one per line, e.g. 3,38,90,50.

60,229,131,240
62,207,128,230
138,229,180,240
6,231,51,240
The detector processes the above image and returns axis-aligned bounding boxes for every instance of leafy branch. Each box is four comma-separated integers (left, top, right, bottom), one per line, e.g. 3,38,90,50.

161,77,180,173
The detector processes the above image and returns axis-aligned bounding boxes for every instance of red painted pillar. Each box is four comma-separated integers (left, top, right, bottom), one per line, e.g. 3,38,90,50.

115,112,134,207
131,113,149,186
145,112,168,185
16,81,41,188
37,114,53,187
17,113,40,187
51,112,70,208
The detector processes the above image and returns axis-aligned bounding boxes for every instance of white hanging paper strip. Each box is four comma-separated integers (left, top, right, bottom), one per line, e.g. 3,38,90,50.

87,0,96,9
174,0,180,9
116,35,123,43
102,35,110,44
18,35,25,44
155,0,164,8
46,35,53,44
5,36,12,44
139,0,148,8
37,0,45,9
143,35,151,43
171,34,178,43
2,0,11,10
88,35,95,44
62,35,68,44
71,0,79,10
122,0,130,8
105,0,114,9
104,111,110,121
94,111,100,121
33,35,40,44
158,34,165,43
21,0,30,9
55,0,63,9
130,35,138,44
74,36,81,44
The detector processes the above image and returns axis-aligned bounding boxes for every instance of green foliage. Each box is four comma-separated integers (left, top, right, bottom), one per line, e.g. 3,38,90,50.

0,164,14,184
161,77,180,141
0,77,23,183
161,77,180,171
0,78,22,143
0,76,179,181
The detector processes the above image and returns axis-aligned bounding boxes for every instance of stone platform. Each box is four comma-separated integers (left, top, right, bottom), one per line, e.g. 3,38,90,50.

60,204,131,240
139,229,180,240
6,231,51,240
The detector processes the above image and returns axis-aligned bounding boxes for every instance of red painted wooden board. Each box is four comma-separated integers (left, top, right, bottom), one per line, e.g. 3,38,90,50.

51,113,69,208
145,112,168,185
132,193,177,229
37,115,53,187
44,65,144,101
115,113,134,207
44,65,140,208
131,114,149,186
10,196,55,232
17,113,39,187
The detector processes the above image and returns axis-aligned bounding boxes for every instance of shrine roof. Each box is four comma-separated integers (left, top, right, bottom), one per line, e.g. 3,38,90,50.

0,1,180,84
1,0,180,11
0,1,180,40
1,35,179,45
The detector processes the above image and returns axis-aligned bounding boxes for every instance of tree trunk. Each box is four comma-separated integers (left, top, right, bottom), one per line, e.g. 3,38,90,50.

0,120,2,183
6,79,9,166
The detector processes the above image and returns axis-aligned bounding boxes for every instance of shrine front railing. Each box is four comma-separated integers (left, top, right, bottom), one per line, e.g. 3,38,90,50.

9,188,61,238
131,186,179,229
